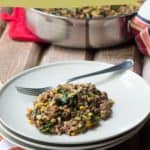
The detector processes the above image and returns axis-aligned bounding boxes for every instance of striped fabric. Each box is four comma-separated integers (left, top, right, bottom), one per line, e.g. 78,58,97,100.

130,0,150,56
130,15,150,55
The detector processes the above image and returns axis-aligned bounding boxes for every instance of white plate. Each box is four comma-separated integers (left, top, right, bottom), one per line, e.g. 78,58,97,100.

0,117,147,150
0,61,150,145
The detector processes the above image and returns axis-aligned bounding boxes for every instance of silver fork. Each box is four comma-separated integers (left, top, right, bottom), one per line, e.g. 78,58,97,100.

16,59,134,96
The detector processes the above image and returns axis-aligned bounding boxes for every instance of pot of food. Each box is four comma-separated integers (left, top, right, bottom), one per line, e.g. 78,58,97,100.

25,4,142,48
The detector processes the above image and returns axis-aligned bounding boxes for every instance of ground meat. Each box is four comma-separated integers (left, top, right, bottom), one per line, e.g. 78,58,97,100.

27,83,114,136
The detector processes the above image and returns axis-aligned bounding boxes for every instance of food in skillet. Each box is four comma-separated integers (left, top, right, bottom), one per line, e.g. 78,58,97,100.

39,2,143,19
27,83,114,136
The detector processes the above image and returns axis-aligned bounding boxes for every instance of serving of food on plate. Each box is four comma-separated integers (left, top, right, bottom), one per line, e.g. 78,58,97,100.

27,83,114,136
0,61,150,148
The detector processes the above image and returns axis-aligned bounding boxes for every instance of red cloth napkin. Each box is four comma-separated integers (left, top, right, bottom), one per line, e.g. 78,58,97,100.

0,8,44,43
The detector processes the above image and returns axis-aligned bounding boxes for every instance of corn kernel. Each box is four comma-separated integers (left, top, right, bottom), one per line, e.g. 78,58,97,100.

86,122,93,128
87,97,91,102
70,132,77,136
35,102,43,108
82,115,87,119
28,120,33,125
52,89,57,94
40,106,46,112
79,106,85,110
87,112,93,117
44,102,49,106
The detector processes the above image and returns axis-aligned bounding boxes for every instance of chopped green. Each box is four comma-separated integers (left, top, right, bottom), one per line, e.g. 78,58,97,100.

69,94,78,106
60,90,68,105
111,5,120,11
32,109,40,117
93,115,100,122
40,122,52,133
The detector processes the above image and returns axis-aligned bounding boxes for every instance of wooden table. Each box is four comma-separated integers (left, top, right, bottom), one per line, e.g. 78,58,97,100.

0,10,149,150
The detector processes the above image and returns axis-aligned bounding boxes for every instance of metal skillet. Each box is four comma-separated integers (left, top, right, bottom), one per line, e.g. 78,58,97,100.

25,7,137,48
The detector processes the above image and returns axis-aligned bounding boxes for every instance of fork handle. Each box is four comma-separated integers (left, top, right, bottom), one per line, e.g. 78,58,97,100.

66,59,134,83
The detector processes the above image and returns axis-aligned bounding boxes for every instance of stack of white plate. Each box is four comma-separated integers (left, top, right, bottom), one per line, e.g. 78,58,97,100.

0,61,150,150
